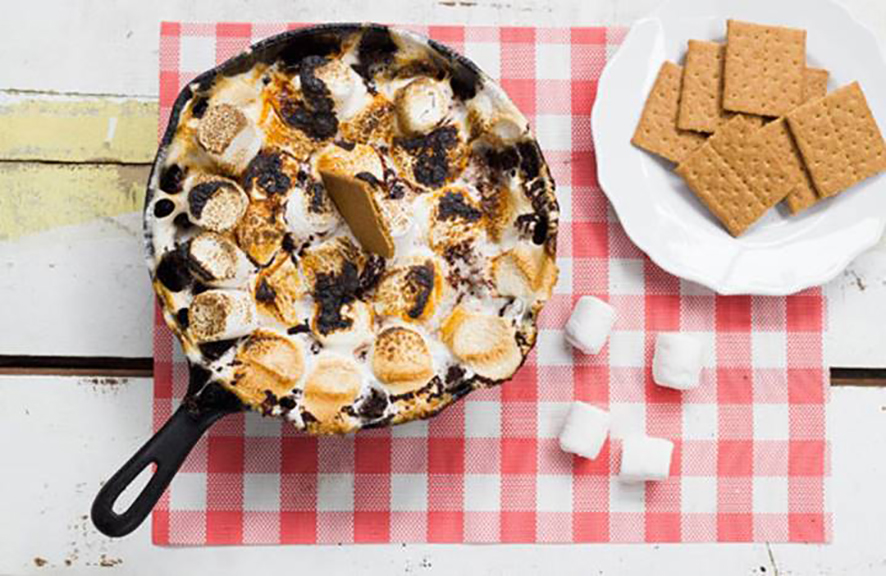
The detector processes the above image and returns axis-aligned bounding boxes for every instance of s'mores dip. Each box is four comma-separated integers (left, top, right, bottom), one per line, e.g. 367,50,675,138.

144,25,559,434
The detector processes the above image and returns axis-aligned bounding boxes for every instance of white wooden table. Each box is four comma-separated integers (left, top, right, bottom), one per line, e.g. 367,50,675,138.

2,1,885,574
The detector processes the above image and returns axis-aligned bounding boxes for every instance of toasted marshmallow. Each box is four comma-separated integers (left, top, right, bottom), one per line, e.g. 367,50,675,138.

493,244,558,301
300,236,365,289
185,175,249,232
429,187,485,252
235,200,285,266
373,257,442,322
188,232,252,285
303,356,363,422
315,142,384,180
315,58,371,120
313,299,374,350
254,254,307,326
395,77,450,135
373,327,434,394
283,180,342,240
441,307,522,381
188,289,258,343
197,103,262,172
232,330,305,404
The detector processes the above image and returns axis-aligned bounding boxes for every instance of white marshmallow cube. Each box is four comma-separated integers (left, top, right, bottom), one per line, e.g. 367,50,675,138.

558,402,610,460
652,332,706,390
618,436,674,483
564,296,616,355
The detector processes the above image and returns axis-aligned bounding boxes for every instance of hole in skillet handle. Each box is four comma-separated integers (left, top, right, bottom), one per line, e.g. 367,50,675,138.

91,373,244,538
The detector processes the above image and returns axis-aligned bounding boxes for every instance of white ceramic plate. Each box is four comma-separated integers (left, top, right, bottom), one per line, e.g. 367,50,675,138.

592,0,886,295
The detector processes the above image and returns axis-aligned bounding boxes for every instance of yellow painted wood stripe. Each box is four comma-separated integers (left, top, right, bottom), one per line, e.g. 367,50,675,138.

0,92,158,163
0,163,148,240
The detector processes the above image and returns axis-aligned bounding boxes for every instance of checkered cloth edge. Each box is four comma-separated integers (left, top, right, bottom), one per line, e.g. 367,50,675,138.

152,22,831,545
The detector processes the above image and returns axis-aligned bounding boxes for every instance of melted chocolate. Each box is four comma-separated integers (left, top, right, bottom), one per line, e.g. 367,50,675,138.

355,171,381,188
175,308,190,330
242,151,291,195
313,261,360,335
159,164,185,194
353,26,398,81
199,338,238,361
437,190,481,222
156,247,192,292
396,125,459,188
255,278,277,303
405,262,435,319
173,213,193,230
153,199,175,218
279,55,339,140
190,96,209,119
308,182,327,214
357,254,386,297
357,388,388,420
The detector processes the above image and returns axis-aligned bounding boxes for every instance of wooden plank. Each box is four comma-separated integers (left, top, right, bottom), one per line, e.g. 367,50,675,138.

0,355,152,377
831,367,886,387
0,162,148,240
0,91,158,163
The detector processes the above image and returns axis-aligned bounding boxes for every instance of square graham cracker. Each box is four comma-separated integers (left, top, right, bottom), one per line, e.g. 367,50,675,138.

787,82,886,197
676,115,793,236
678,40,733,133
632,61,707,163
769,67,830,214
723,20,806,117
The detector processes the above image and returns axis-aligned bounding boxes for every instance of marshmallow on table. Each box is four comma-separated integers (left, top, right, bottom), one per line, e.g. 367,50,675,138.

652,332,706,390
564,296,616,355
558,402,610,460
618,436,674,482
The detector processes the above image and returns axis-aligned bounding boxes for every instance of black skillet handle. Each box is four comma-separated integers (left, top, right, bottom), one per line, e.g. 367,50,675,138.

91,393,237,538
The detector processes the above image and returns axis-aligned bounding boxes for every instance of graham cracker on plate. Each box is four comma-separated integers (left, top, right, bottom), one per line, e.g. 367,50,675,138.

723,20,806,117
760,67,830,214
676,115,792,236
678,40,733,133
632,61,707,163
803,67,829,103
786,82,886,197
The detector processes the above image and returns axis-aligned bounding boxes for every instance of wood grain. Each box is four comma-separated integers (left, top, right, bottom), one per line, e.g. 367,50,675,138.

0,91,157,163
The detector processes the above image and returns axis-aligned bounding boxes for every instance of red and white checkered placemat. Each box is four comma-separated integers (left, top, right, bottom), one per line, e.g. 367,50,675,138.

152,22,830,545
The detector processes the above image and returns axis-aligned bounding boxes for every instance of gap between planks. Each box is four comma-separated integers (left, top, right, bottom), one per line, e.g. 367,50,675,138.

0,356,884,385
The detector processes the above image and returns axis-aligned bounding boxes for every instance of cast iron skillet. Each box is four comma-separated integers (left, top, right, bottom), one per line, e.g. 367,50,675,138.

91,23,489,538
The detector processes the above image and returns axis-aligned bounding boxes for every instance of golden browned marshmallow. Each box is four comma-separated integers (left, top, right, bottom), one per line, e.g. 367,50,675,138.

312,299,374,348
232,330,305,405
429,187,485,252
188,289,258,343
303,356,363,422
197,103,262,172
316,142,384,179
300,236,366,289
372,327,434,394
373,258,442,322
254,254,306,326
185,175,249,232
188,232,252,284
441,307,522,381
235,200,285,266
395,77,450,135
492,244,558,301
